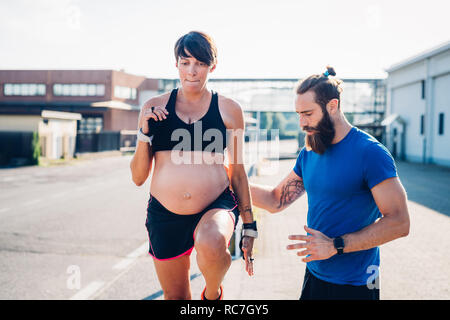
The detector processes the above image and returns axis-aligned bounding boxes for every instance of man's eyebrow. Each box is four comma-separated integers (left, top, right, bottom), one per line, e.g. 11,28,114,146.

298,109,314,114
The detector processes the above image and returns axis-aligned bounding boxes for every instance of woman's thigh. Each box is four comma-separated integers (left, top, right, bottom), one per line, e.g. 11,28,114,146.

152,254,191,300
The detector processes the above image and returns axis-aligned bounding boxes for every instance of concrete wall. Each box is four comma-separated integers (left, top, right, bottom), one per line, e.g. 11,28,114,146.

391,82,425,162
0,115,41,131
39,118,78,159
432,73,450,166
0,114,78,159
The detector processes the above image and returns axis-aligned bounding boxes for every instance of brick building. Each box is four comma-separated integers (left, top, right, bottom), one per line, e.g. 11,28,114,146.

0,69,159,133
0,70,159,162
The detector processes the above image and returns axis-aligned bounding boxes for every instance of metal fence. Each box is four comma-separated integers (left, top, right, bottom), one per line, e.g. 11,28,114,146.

75,130,137,154
0,131,38,166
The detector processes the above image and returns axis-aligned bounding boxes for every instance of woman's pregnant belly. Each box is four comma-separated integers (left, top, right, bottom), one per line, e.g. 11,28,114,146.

150,151,230,214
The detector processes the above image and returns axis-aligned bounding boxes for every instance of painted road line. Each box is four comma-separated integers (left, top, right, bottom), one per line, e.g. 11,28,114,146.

126,242,148,258
92,243,149,300
0,208,11,214
69,281,105,300
112,257,135,270
113,242,148,270
69,243,148,300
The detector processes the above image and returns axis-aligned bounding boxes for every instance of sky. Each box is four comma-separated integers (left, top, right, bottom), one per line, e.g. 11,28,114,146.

0,0,449,79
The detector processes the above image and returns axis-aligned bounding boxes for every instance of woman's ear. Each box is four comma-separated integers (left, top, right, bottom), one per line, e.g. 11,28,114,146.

209,64,216,73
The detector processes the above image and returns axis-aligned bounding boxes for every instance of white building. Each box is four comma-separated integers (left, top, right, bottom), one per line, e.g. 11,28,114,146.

0,110,81,160
385,41,450,166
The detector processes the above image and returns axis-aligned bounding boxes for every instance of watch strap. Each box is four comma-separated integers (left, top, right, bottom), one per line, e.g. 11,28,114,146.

242,229,258,238
333,236,345,255
243,221,257,231
137,128,153,145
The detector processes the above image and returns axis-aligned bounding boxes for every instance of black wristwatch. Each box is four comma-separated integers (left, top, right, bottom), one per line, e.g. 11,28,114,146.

333,236,345,255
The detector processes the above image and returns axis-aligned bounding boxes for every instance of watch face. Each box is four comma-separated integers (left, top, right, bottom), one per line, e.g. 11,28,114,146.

334,237,344,249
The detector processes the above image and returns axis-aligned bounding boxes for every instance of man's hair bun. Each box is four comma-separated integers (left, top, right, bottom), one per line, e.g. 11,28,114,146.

325,66,336,77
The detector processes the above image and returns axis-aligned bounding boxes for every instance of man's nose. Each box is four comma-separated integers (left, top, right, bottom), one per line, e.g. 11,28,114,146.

299,115,308,127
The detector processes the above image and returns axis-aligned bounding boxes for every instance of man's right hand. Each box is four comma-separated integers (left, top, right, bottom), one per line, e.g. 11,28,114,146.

138,103,169,134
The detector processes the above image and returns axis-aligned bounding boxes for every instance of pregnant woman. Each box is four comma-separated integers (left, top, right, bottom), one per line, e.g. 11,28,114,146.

130,31,257,300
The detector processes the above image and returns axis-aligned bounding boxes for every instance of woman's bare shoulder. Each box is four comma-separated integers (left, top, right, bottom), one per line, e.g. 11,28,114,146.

217,94,242,112
217,93,244,129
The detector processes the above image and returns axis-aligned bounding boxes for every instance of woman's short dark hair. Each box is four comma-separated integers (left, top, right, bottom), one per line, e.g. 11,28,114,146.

296,66,343,109
174,31,217,66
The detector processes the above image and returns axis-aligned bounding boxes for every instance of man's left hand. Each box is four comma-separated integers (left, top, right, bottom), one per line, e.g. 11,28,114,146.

287,226,336,262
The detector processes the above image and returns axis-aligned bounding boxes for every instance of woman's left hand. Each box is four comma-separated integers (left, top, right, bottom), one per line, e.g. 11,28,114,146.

241,236,255,276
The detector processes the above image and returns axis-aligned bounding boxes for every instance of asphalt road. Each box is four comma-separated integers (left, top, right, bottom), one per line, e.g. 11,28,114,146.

0,155,151,299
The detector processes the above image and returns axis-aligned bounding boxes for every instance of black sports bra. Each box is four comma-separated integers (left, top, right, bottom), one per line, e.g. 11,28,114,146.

147,89,228,154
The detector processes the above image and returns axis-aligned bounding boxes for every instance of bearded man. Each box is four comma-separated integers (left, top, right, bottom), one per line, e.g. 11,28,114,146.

249,67,410,300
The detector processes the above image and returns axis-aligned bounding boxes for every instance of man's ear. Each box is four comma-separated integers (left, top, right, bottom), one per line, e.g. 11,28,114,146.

326,99,339,115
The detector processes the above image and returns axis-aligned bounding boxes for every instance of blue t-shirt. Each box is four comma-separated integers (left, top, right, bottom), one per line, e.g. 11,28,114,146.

293,127,398,286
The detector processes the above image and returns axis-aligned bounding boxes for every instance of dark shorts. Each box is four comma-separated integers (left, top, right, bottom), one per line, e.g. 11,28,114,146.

300,267,380,300
145,187,240,260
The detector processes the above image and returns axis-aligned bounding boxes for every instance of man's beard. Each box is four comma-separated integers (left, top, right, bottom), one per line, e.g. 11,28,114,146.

303,110,335,155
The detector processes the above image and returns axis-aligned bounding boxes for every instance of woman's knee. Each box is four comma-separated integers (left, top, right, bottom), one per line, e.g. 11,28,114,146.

195,231,229,260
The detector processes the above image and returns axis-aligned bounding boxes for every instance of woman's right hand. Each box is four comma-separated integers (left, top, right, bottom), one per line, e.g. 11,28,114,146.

139,103,169,135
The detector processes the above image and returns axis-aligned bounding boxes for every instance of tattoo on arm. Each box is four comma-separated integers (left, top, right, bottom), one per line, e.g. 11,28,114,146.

277,178,305,209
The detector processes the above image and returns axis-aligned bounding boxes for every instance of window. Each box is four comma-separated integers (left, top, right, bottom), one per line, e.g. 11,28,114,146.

53,84,105,97
53,84,62,96
71,84,80,96
87,84,96,96
37,84,46,95
420,114,425,135
421,80,425,99
79,84,88,96
438,113,444,136
96,84,105,96
114,85,137,100
3,83,46,96
77,117,103,134
62,84,71,96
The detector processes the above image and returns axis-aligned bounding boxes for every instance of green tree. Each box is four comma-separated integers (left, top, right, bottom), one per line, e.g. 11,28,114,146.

31,131,40,165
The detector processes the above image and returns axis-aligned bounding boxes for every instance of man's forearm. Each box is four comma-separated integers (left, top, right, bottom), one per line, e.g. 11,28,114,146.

342,213,410,254
249,183,278,213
